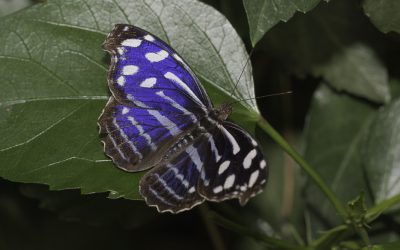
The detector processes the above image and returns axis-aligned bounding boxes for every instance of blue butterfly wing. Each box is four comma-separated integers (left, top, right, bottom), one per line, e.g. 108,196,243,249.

99,24,211,171
139,133,210,213
99,97,197,171
103,24,211,113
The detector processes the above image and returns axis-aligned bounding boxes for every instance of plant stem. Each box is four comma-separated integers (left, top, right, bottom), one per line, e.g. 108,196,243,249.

199,205,226,250
257,117,348,221
366,194,400,222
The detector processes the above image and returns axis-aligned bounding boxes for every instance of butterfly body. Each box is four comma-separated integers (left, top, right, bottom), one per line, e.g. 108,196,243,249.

99,24,267,213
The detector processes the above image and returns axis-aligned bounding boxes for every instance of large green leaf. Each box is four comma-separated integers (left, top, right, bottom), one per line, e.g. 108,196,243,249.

242,0,323,46
363,98,400,204
0,0,257,200
303,84,376,225
261,0,391,104
363,0,400,34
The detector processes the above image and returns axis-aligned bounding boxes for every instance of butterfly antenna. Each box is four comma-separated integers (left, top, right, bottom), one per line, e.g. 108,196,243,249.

229,48,255,99
228,91,293,106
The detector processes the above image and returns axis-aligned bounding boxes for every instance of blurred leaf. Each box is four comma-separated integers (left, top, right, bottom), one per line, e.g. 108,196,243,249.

20,184,159,228
262,0,390,104
0,0,256,200
363,0,400,34
361,241,400,250
390,79,400,100
314,43,390,104
303,84,376,225
366,194,400,222
363,97,400,204
253,131,305,234
243,0,323,46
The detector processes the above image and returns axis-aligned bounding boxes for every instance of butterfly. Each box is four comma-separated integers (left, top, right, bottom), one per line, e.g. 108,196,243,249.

98,24,268,213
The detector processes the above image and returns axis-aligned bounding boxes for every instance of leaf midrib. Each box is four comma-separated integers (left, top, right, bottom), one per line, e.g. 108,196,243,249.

0,96,108,106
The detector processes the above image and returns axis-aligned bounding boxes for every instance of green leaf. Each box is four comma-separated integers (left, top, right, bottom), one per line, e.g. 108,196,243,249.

303,84,376,225
243,0,323,46
262,0,390,104
361,241,400,250
0,0,256,200
363,98,400,204
363,0,400,34
313,43,390,104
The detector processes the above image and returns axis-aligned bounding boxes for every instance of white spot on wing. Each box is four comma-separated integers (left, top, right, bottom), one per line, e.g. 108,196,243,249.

122,107,129,115
243,149,257,169
188,187,196,193
144,34,155,42
260,160,267,169
117,76,125,86
223,174,235,189
145,50,169,62
121,39,141,47
122,65,138,75
213,186,223,193
220,126,240,155
140,77,157,88
218,160,230,175
117,47,125,55
248,170,259,188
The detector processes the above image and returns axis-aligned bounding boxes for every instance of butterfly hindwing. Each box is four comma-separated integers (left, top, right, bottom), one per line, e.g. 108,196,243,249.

198,122,268,205
139,133,211,213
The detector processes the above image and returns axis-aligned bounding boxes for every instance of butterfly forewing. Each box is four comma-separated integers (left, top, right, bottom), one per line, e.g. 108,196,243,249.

100,24,268,213
100,24,211,171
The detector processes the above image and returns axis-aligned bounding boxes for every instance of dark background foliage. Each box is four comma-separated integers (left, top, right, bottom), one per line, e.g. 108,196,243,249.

1,0,400,249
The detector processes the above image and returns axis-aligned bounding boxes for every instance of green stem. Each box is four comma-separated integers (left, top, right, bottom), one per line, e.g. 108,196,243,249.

366,194,400,222
199,205,226,250
257,117,348,221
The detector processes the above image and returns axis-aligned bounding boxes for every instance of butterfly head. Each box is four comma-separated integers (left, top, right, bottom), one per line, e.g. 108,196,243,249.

212,103,232,121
